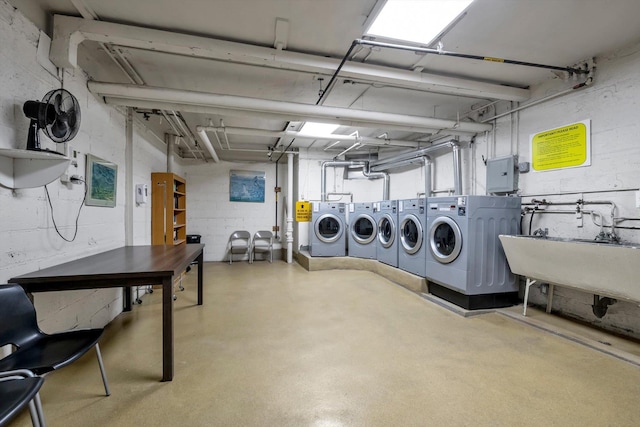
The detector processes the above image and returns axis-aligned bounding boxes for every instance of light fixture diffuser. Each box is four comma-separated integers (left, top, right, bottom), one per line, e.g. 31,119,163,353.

299,122,340,135
366,0,474,45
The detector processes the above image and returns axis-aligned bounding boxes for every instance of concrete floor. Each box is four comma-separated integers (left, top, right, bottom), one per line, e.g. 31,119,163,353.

9,261,640,426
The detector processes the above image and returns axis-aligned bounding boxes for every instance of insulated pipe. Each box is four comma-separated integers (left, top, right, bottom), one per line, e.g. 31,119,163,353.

367,156,430,197
195,127,220,162
423,157,432,198
106,97,479,137
362,167,390,201
452,143,462,195
369,140,457,171
287,152,294,263
165,133,174,172
199,126,422,148
52,15,529,101
321,160,366,202
89,82,493,134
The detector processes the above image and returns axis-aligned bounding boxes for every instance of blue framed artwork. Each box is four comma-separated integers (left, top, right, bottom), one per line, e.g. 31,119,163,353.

85,154,118,207
229,170,265,203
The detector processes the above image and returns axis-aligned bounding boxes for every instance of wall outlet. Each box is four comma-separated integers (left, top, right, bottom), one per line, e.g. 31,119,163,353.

635,190,640,208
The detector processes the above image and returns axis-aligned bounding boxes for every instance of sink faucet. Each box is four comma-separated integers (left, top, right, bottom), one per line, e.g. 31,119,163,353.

595,231,620,243
532,228,548,237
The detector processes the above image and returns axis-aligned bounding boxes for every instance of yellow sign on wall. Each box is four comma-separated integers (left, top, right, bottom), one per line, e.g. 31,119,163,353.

530,120,591,171
295,201,312,222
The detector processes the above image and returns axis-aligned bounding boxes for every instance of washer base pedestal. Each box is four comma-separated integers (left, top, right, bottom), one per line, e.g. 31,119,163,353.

428,282,519,310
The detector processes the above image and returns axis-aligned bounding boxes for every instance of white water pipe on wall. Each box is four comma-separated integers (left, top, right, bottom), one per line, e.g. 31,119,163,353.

286,152,294,263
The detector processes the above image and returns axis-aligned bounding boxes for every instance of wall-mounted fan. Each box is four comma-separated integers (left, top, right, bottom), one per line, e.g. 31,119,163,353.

23,89,81,152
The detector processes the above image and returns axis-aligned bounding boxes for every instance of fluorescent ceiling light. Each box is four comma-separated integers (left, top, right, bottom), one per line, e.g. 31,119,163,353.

366,0,474,45
299,122,340,135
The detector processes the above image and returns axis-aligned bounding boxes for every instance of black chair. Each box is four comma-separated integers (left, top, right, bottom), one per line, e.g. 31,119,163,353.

0,284,110,396
0,369,46,427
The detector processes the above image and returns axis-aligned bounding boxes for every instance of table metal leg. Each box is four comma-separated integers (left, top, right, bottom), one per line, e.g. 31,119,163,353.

162,275,174,381
197,251,204,305
123,287,132,312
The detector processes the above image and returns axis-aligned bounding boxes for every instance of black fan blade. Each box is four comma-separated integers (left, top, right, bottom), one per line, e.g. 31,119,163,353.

50,117,70,140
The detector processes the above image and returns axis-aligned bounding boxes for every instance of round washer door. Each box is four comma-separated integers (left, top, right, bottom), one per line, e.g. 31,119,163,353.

377,214,396,248
429,216,462,264
400,214,423,254
315,214,343,243
351,214,377,245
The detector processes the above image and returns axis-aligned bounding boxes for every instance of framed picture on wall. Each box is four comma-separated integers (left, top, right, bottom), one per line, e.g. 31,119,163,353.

229,170,265,203
85,154,118,207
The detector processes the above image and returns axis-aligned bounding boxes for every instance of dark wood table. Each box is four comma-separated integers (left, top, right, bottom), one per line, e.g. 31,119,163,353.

9,244,205,382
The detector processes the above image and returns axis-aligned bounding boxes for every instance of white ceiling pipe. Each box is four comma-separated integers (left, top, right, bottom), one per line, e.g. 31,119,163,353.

105,97,479,137
195,128,220,163
335,142,361,158
90,82,492,134
51,15,529,101
199,126,422,148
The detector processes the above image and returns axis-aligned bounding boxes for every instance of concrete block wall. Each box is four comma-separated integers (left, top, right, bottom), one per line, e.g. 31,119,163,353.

469,40,640,338
185,160,282,262
293,39,640,338
0,3,168,333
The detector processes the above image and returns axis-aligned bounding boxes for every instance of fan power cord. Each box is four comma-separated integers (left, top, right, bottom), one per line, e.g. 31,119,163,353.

44,179,87,242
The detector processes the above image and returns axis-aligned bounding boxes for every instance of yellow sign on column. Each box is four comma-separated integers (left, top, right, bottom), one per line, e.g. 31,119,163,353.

295,201,312,222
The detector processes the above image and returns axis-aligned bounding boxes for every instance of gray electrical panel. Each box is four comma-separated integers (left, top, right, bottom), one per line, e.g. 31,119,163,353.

486,155,518,193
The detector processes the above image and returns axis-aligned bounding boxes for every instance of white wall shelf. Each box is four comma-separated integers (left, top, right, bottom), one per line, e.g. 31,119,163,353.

0,148,70,189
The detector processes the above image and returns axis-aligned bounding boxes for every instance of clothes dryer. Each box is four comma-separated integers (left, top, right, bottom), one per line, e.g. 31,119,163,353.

309,202,346,257
374,200,398,267
425,195,521,309
397,198,427,276
348,202,377,259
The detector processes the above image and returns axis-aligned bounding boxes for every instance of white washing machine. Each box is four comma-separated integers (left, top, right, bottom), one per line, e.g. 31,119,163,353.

397,198,427,277
374,200,398,267
309,202,346,257
425,195,521,309
348,202,377,259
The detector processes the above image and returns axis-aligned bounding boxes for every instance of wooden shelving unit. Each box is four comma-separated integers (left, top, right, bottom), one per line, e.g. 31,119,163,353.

151,172,187,245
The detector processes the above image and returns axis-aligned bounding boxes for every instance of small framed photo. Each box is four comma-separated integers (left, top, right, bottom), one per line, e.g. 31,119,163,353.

85,154,118,207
